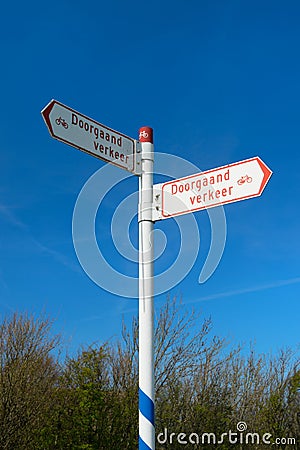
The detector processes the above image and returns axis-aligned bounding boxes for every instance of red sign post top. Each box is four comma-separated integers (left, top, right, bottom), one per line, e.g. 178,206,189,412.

139,127,153,143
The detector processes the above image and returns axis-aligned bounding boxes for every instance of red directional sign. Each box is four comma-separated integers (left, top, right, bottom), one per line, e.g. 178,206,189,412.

41,99,140,175
153,157,272,220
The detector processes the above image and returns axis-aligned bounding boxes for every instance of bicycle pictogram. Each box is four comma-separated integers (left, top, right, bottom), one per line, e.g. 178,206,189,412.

139,130,149,139
55,117,69,129
237,174,252,185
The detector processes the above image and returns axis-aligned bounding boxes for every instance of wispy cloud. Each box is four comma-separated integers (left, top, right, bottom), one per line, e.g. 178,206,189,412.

78,299,138,323
0,204,27,229
0,203,80,274
30,237,81,274
188,277,300,304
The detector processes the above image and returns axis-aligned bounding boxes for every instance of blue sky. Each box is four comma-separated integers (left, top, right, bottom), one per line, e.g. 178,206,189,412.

0,0,299,357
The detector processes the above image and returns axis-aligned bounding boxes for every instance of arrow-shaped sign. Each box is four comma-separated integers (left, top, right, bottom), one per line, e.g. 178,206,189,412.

153,157,272,220
41,99,141,175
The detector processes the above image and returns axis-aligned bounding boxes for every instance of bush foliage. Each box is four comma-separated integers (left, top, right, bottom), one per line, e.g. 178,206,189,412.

0,299,298,449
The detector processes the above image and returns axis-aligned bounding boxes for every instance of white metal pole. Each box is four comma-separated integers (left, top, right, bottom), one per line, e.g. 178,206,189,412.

138,126,155,450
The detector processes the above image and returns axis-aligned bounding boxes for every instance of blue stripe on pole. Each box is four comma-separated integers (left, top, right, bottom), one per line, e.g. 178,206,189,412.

139,436,152,450
139,388,154,425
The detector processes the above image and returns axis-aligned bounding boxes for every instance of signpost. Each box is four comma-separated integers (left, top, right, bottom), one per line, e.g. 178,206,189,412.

42,100,154,450
153,157,272,220
41,99,272,450
41,99,141,175
138,127,155,450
